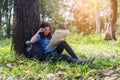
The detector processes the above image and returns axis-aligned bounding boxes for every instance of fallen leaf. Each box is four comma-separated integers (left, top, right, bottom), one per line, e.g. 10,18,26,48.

23,67,30,73
0,75,2,80
6,62,17,68
6,63,13,68
99,69,114,76
104,76,117,80
70,68,75,74
116,66,120,71
56,71,65,79
28,77,36,80
86,76,95,80
45,72,66,80
46,73,55,79
112,66,120,70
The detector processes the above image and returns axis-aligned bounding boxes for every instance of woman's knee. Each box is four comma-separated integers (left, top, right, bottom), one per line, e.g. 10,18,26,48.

60,41,66,44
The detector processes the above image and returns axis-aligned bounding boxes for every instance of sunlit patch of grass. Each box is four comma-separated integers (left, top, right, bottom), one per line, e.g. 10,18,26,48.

0,38,11,47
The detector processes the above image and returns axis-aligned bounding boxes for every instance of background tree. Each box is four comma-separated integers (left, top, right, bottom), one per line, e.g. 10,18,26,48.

105,0,118,40
12,0,40,55
95,0,101,34
4,0,13,38
0,0,13,39
0,1,2,37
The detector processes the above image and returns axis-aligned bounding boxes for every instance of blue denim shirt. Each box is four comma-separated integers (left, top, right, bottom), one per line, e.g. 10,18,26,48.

35,34,56,54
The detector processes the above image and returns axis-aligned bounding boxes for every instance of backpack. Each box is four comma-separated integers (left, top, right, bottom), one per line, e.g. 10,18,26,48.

25,41,44,60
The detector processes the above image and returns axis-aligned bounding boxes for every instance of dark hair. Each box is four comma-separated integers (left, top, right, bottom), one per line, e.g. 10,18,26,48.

39,22,52,39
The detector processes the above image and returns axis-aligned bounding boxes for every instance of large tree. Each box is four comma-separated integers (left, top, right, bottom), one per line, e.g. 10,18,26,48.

105,0,118,40
12,0,40,55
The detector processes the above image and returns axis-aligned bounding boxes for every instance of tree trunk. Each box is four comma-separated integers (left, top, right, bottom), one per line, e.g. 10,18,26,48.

95,7,101,34
5,0,11,39
0,1,2,37
105,0,117,40
12,0,40,55
0,8,1,26
6,7,12,39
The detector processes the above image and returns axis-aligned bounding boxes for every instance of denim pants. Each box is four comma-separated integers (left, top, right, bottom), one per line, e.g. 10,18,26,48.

47,41,80,63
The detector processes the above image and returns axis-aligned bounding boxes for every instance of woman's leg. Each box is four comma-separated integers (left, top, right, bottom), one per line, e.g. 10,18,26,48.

55,41,95,65
60,54,80,63
60,54,95,65
56,41,78,59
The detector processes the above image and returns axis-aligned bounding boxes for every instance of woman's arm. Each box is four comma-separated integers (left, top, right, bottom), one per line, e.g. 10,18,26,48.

30,28,43,43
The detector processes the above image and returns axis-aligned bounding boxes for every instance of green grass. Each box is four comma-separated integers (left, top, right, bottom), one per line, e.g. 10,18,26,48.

0,34,120,80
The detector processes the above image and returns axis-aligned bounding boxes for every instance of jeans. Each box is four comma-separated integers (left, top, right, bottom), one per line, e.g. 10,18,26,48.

41,41,94,64
55,41,80,63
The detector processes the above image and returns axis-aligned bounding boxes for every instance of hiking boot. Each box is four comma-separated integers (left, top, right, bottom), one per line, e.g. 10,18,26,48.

78,57,95,65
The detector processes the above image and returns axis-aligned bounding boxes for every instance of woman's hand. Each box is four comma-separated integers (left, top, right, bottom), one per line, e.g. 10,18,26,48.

38,28,44,33
31,28,43,43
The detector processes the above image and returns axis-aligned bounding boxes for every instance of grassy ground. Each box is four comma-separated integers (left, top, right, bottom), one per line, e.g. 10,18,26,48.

0,33,120,80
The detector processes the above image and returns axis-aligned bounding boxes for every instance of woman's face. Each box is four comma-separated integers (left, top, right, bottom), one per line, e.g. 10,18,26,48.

43,26,51,36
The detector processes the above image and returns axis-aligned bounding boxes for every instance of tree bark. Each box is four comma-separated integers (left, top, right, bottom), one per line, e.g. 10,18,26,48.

0,1,3,37
0,13,1,25
6,6,12,39
12,0,40,55
96,7,101,34
5,0,11,39
105,0,117,40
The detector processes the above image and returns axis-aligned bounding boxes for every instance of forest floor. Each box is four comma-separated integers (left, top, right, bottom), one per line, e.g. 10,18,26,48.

0,33,120,80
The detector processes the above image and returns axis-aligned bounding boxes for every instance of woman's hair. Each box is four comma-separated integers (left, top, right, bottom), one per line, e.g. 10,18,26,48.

39,22,52,39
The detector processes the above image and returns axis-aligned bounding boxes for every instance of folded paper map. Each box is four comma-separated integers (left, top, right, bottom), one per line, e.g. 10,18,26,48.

46,29,70,49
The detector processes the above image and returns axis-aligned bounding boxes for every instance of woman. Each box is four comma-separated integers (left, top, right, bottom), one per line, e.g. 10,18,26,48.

31,22,95,65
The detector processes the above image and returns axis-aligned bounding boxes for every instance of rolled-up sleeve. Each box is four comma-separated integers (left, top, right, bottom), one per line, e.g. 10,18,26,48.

35,34,41,42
